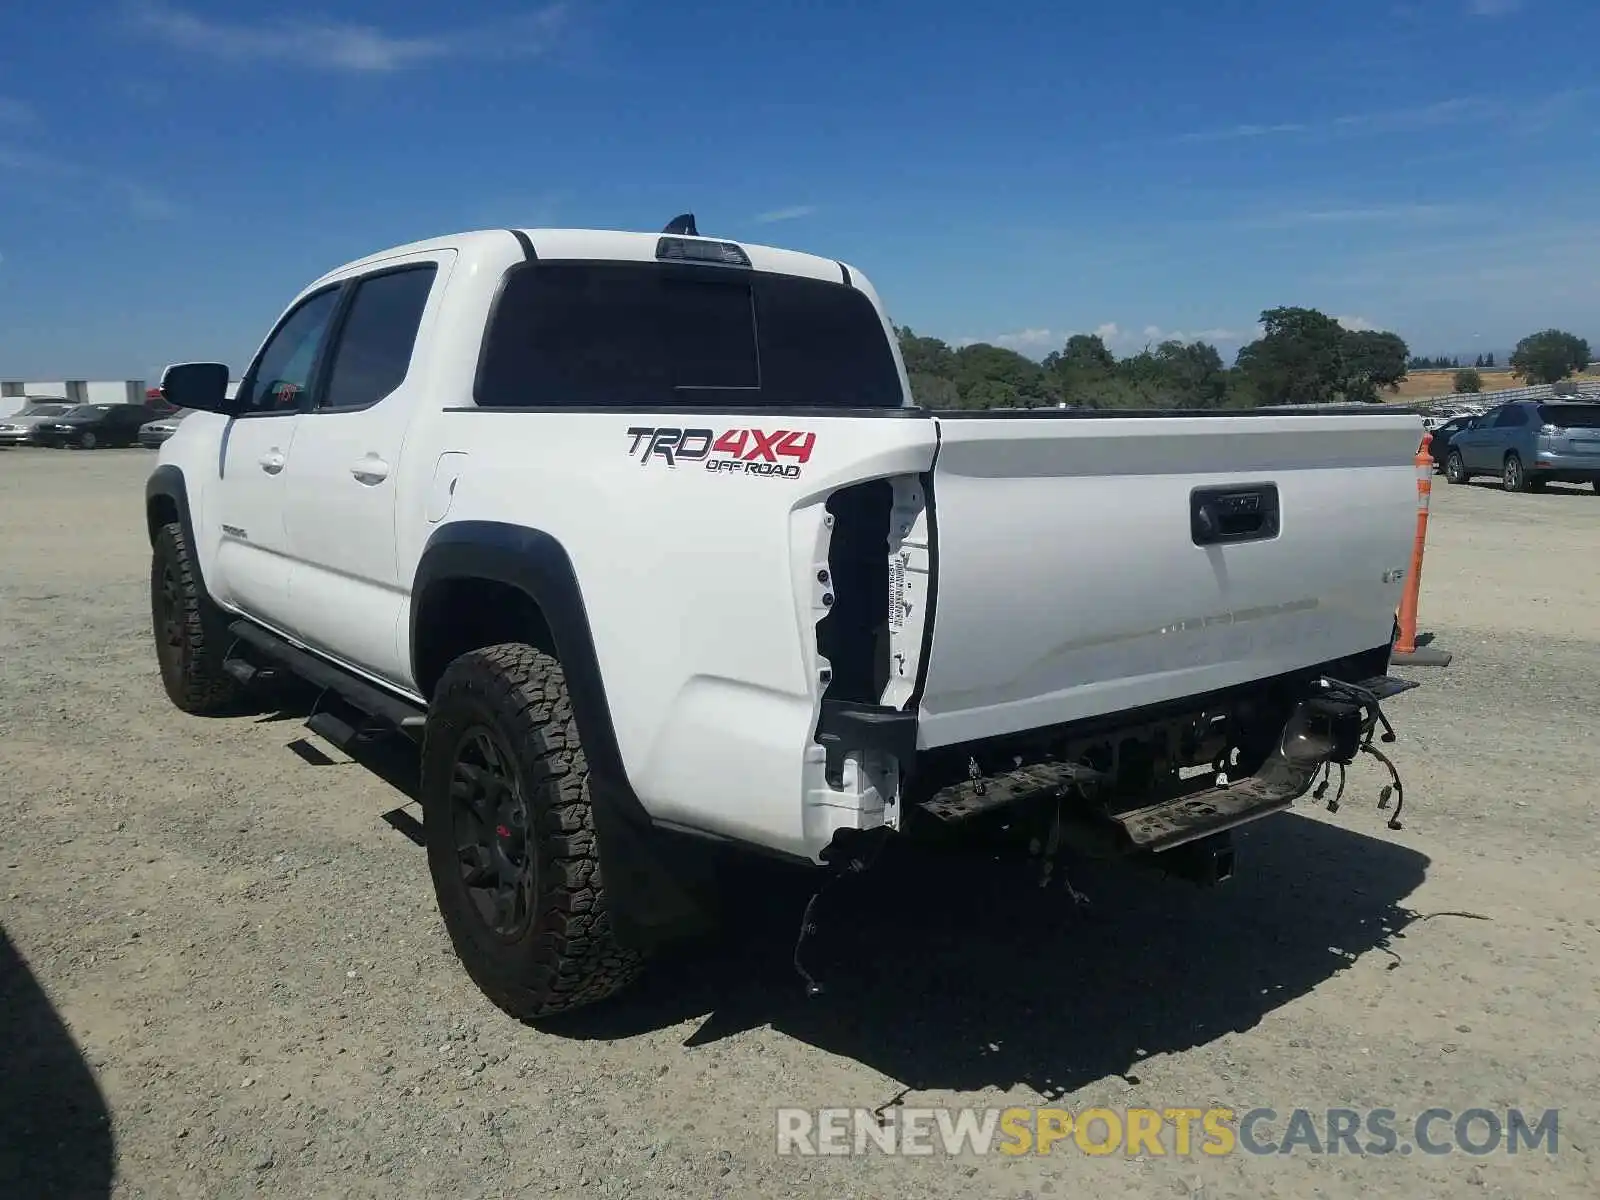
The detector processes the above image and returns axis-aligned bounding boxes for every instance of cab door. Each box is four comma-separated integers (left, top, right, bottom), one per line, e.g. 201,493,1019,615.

209,285,343,627
278,253,452,685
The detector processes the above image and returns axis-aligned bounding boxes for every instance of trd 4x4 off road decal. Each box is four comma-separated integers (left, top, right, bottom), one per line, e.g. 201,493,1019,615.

625,426,816,478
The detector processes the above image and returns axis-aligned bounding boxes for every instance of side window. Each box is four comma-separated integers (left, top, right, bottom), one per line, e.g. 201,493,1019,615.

319,265,438,411
239,287,342,414
1494,405,1527,428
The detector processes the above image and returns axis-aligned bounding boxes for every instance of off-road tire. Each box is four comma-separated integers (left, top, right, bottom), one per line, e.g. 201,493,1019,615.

1444,450,1469,485
150,520,242,715
420,643,643,1019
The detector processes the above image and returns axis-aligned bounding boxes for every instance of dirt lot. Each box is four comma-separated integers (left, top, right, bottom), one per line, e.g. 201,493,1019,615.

1386,367,1600,401
2,448,1598,1200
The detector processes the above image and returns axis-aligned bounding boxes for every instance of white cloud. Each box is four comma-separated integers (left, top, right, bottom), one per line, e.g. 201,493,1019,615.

1142,325,1250,344
1337,315,1379,332
125,2,568,72
989,328,1058,352
1237,203,1466,229
1176,93,1553,144
752,205,818,224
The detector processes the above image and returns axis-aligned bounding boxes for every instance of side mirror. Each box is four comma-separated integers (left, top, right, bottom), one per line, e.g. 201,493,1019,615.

159,362,234,415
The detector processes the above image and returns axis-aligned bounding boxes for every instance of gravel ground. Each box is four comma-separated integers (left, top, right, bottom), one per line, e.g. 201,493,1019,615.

2,448,1598,1200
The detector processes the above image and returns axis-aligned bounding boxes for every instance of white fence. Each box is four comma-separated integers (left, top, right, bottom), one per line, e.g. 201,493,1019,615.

1413,381,1600,415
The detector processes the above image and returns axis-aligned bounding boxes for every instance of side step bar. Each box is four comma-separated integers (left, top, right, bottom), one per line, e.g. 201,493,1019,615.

226,620,428,739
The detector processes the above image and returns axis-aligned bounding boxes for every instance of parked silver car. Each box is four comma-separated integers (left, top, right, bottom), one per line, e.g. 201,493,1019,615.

1442,399,1600,493
137,408,193,448
0,400,75,446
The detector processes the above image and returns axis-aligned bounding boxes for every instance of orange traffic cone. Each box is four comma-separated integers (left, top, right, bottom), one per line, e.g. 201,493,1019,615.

1391,431,1452,668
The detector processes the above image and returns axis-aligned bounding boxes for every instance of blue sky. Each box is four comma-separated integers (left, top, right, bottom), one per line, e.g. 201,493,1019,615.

1,0,1597,380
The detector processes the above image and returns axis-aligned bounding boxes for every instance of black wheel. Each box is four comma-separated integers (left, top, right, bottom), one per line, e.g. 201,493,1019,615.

420,643,643,1019
1503,453,1528,493
79,431,98,450
1444,450,1468,484
150,521,242,715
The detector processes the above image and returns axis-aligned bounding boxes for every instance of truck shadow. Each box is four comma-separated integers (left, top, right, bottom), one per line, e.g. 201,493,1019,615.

550,813,1431,1100
0,925,115,1198
302,719,1431,1100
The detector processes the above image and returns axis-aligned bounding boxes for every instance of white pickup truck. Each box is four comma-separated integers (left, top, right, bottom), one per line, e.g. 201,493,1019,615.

147,217,1425,1018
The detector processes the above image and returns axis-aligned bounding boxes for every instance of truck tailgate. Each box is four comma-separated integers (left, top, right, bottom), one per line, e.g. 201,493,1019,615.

915,411,1422,749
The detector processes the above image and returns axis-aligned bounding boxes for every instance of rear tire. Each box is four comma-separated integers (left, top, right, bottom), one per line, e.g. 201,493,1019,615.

150,521,242,715
420,643,643,1019
1503,453,1528,493
1445,450,1468,484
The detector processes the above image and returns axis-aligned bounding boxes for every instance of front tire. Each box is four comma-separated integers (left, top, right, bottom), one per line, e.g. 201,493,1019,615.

420,644,643,1019
79,431,97,450
1445,450,1468,484
150,521,242,714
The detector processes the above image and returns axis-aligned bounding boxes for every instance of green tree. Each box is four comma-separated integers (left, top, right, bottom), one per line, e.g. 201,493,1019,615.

1057,333,1116,373
952,343,1055,408
1234,307,1349,404
1510,329,1591,385
895,327,956,379
1042,333,1120,406
1453,367,1483,394
1114,339,1230,408
1342,330,1410,403
908,373,960,407
1485,351,1497,368
962,378,1021,409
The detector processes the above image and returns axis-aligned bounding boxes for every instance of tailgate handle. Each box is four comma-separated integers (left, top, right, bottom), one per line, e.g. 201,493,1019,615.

1191,484,1280,546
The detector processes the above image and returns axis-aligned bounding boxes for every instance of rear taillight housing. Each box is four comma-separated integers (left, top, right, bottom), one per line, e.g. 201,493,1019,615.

1540,423,1563,436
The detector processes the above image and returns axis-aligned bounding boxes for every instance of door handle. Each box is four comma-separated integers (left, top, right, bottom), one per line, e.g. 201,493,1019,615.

259,450,286,474
350,455,391,485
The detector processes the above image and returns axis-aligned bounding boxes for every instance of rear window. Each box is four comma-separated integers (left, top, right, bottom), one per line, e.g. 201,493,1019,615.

1538,403,1600,429
474,260,904,409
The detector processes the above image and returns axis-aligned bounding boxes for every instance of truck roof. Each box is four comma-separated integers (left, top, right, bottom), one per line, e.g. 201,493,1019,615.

313,227,859,291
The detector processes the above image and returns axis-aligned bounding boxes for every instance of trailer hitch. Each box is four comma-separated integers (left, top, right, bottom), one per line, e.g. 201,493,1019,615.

1255,674,1416,831
1106,673,1419,853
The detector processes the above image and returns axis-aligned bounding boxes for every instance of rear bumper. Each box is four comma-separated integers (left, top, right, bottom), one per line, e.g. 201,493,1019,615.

1533,450,1600,483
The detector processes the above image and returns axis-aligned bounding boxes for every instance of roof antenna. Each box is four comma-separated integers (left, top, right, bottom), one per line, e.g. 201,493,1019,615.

662,213,698,236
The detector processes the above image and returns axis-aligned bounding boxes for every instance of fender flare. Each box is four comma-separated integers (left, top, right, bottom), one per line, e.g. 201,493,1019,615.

410,520,715,948
146,464,221,613
145,464,196,553
146,463,243,670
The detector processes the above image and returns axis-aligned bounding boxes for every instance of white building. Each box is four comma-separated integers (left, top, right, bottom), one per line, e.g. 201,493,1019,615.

0,379,149,419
